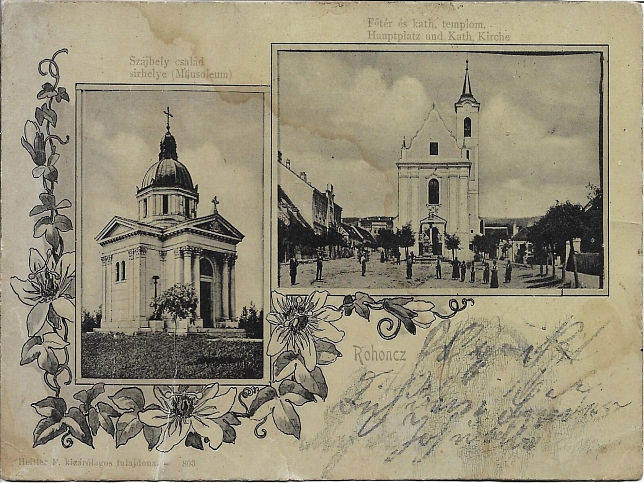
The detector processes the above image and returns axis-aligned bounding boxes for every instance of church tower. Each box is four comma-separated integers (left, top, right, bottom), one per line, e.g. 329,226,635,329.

454,60,481,236
136,107,200,228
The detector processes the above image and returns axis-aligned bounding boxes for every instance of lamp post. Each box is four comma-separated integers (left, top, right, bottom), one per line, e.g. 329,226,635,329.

152,275,160,299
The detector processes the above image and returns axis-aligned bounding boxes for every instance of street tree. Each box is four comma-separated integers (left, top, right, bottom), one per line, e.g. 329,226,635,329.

396,223,416,259
444,233,461,260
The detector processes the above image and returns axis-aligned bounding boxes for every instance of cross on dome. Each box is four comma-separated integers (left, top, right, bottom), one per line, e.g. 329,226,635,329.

163,106,173,132
211,196,220,213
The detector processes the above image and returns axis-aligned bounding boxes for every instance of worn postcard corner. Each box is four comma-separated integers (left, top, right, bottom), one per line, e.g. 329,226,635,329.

0,1,642,481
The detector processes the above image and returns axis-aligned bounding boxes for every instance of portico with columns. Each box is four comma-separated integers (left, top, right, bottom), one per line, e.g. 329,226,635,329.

95,109,244,333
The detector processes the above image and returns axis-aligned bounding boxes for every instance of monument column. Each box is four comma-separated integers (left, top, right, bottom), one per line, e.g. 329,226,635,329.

229,255,236,320
222,255,230,320
174,247,183,284
137,247,147,327
183,246,193,286
192,247,202,318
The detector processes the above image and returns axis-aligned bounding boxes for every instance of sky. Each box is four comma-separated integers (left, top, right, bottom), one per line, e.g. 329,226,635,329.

80,89,264,312
277,50,602,218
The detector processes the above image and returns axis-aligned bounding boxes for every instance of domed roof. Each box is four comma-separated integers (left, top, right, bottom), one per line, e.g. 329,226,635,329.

139,131,196,192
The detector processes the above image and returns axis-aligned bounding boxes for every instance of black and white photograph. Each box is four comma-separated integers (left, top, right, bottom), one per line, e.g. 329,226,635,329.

275,47,606,292
77,86,266,380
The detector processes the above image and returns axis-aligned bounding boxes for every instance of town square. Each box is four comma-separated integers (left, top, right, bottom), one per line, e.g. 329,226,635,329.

277,49,604,291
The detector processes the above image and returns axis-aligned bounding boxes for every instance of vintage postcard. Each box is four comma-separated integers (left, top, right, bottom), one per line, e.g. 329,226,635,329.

1,1,641,481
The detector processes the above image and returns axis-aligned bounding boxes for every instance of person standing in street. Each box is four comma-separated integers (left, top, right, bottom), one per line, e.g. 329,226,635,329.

505,260,513,283
470,261,475,282
460,260,466,282
289,256,299,285
490,260,499,288
406,255,413,280
360,252,367,277
452,258,460,279
435,259,442,279
315,252,323,281
483,262,490,284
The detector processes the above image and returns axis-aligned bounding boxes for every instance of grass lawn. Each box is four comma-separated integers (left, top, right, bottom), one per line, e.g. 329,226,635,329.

81,332,263,380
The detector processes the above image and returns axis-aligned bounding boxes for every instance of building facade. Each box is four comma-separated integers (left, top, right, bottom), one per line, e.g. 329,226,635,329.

278,155,342,234
396,61,481,259
95,112,244,333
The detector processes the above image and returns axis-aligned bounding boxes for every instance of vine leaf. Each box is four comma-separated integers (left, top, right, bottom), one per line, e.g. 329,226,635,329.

214,413,241,444
62,407,94,447
32,396,66,419
353,292,376,319
33,417,66,447
109,387,145,412
88,402,119,437
381,298,417,335
314,339,342,365
55,87,69,103
298,367,328,401
185,431,204,450
73,382,105,411
115,412,143,448
273,399,302,439
143,424,162,451
37,82,56,99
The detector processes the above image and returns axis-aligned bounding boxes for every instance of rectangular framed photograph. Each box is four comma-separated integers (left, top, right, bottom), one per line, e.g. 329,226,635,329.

75,84,269,383
273,44,607,295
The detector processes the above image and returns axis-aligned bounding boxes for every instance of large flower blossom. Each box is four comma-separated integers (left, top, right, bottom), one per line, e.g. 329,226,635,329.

138,384,236,452
10,248,75,337
267,291,344,371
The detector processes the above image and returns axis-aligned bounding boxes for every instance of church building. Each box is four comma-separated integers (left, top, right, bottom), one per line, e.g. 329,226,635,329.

95,109,244,333
396,61,481,259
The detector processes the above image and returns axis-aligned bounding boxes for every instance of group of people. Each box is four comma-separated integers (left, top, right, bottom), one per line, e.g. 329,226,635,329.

443,258,512,288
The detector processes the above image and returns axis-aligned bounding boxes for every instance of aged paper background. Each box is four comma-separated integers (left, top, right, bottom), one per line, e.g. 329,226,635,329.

1,1,642,480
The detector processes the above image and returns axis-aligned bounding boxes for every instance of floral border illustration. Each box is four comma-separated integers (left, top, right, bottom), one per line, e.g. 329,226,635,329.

11,49,474,452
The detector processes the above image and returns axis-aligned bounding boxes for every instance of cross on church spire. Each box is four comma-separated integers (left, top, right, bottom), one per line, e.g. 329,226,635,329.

163,106,173,132
211,196,220,214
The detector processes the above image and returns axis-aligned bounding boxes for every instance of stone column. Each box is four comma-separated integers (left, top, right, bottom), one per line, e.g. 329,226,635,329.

183,247,193,286
174,247,183,284
222,255,230,320
101,255,112,328
136,247,147,327
192,248,202,319
128,249,136,329
229,254,236,320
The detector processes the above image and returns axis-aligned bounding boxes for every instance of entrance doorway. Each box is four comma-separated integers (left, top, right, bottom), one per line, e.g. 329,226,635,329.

200,258,214,328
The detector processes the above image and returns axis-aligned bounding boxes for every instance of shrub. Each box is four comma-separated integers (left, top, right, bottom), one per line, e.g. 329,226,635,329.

81,306,102,333
239,302,263,339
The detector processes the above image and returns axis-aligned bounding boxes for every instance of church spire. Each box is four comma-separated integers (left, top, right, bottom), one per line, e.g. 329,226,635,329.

455,58,479,110
462,59,472,96
159,106,178,161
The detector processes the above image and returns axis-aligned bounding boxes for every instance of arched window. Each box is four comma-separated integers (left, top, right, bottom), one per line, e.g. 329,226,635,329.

200,257,213,277
464,117,472,138
428,178,439,205
121,260,126,280
115,263,120,281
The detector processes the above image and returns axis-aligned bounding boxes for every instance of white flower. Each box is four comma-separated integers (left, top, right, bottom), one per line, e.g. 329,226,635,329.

10,249,75,336
267,291,344,370
138,384,236,452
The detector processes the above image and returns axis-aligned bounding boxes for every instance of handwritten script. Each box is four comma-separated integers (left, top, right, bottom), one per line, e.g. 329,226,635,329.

309,317,631,469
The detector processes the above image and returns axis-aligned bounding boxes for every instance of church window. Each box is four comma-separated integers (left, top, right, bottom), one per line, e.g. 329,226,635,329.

466,150,470,160
185,197,190,217
428,178,439,205
115,263,120,281
121,260,126,280
200,257,213,277
162,194,169,214
143,198,148,217
429,142,439,156
464,117,472,137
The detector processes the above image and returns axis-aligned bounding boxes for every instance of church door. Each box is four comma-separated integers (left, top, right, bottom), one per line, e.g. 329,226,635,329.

199,258,214,328
432,227,442,255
